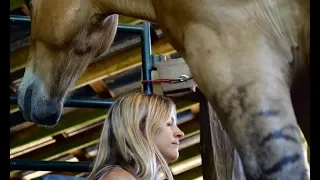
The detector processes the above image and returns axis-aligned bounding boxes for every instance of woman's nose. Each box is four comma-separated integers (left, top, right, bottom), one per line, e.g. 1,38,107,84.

174,126,185,138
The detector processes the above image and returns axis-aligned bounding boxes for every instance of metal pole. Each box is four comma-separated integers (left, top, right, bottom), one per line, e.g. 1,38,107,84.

10,95,113,109
10,15,30,22
117,24,143,34
10,159,91,172
140,22,153,94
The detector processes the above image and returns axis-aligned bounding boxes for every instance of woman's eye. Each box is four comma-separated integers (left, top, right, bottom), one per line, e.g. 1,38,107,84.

166,122,173,126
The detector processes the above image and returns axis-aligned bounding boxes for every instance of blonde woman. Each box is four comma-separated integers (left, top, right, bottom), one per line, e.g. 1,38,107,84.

88,92,185,180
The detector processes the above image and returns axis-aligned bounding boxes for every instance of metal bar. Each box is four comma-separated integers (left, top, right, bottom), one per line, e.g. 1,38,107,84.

117,24,143,33
10,95,113,109
9,15,143,33
10,159,91,172
10,15,30,22
140,22,153,94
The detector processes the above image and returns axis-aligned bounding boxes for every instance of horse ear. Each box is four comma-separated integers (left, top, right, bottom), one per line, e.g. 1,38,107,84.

24,0,32,13
20,4,31,17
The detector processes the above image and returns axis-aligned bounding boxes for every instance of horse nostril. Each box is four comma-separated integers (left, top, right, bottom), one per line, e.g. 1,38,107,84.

31,101,62,126
32,109,60,126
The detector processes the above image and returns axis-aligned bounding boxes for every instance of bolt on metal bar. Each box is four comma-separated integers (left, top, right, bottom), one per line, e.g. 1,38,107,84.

10,95,113,109
10,15,143,34
141,22,153,94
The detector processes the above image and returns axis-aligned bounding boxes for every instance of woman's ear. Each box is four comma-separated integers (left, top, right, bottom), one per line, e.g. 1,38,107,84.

139,115,147,136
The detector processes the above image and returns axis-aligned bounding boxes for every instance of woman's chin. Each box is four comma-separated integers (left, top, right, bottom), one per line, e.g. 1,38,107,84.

166,152,179,163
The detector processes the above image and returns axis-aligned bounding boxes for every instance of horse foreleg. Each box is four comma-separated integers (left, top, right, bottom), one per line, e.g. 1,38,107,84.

183,24,309,180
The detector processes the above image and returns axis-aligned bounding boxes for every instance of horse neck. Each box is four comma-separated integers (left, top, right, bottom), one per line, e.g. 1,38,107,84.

91,0,156,22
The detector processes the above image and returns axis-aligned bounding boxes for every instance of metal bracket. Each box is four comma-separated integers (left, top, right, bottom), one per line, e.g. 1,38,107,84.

151,55,166,70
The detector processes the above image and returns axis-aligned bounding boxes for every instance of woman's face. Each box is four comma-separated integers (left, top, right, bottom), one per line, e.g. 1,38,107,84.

154,116,185,163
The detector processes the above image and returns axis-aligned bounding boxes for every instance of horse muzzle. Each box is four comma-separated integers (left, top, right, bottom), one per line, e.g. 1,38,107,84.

17,83,62,127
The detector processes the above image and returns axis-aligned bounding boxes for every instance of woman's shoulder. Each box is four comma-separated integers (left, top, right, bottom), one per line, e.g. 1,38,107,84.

102,169,136,180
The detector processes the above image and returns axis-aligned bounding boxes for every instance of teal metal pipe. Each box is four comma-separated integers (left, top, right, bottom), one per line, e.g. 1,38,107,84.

10,95,113,109
10,15,30,22
10,159,91,172
140,22,153,94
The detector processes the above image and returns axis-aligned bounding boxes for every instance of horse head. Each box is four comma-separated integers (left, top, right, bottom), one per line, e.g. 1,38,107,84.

17,0,118,126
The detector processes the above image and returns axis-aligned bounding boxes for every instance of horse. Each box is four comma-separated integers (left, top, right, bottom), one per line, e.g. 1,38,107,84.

16,0,310,179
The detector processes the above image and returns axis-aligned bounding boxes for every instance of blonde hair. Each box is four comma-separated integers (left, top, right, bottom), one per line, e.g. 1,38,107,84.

88,92,176,180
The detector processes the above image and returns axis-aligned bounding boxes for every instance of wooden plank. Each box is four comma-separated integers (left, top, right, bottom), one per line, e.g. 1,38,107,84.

199,92,245,180
89,80,115,98
10,38,175,113
10,105,19,114
13,123,103,161
173,165,203,180
169,143,200,166
10,108,107,151
10,46,29,73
